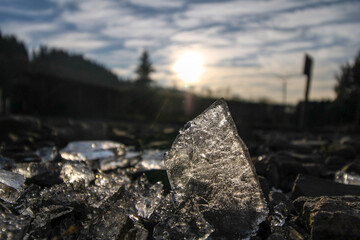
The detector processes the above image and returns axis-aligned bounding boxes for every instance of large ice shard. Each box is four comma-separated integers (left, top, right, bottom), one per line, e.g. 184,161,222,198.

165,98,268,238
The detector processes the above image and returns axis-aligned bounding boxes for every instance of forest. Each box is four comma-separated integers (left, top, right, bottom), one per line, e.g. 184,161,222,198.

1,31,359,130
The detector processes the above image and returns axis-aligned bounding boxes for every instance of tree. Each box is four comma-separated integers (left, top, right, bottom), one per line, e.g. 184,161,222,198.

334,50,360,125
135,50,155,86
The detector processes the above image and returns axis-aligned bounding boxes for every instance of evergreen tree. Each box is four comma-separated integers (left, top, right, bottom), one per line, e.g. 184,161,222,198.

135,50,155,86
334,50,360,125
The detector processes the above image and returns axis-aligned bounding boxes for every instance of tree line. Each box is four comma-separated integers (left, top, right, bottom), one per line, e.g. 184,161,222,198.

1,30,359,127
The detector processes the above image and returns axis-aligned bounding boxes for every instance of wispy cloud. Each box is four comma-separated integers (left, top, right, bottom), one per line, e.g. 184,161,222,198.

129,0,184,9
46,32,109,51
0,6,53,17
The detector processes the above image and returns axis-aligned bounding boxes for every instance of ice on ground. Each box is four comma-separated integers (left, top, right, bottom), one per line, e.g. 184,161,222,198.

60,140,125,161
0,169,25,202
164,98,268,238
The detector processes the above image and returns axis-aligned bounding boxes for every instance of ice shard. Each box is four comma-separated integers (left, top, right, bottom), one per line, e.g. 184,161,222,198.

60,141,125,161
0,169,25,203
165,98,268,238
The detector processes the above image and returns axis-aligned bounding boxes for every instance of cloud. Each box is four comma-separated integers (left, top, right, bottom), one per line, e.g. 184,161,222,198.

46,32,109,51
0,6,54,17
124,39,160,48
128,0,184,9
0,21,59,44
267,1,359,29
171,27,232,46
102,16,175,39
1,0,359,103
175,0,303,28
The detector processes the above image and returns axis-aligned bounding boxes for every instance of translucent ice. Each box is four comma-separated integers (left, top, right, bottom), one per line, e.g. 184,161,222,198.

133,176,164,218
0,170,25,202
335,171,360,186
165,98,268,238
60,141,125,161
35,146,57,163
153,194,214,240
135,149,166,170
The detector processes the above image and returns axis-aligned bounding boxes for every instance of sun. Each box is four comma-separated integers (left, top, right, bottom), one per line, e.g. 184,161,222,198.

173,51,204,86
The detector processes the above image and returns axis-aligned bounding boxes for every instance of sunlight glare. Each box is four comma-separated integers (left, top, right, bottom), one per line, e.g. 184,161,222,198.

173,51,204,85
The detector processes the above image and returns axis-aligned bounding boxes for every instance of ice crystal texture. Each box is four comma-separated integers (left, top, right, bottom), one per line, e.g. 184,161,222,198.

0,170,25,203
60,141,125,161
165,98,268,238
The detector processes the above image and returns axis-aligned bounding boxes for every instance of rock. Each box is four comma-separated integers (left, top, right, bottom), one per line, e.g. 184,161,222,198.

301,163,326,177
340,136,360,154
258,176,270,201
325,156,349,171
12,162,63,187
292,174,360,199
0,156,15,169
0,115,41,134
267,155,309,191
342,158,360,175
278,152,323,164
291,139,328,149
165,99,268,239
328,145,356,160
266,232,287,240
0,208,31,240
294,196,360,240
266,163,281,189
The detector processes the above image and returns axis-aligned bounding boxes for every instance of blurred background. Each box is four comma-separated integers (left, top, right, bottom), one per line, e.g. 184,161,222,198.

0,0,360,142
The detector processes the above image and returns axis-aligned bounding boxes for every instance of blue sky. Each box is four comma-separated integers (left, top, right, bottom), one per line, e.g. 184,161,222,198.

1,0,360,103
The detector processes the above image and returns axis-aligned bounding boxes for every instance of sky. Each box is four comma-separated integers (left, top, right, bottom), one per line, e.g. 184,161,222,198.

1,0,360,104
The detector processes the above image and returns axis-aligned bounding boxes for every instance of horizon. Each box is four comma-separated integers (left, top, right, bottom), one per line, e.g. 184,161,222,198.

1,0,360,104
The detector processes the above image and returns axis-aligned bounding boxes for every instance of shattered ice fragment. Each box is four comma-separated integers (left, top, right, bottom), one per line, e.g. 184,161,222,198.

60,163,95,187
99,151,141,171
135,149,166,170
60,140,125,161
335,171,360,186
133,176,164,218
0,169,25,202
35,146,57,163
165,98,268,238
152,194,214,240
270,202,287,230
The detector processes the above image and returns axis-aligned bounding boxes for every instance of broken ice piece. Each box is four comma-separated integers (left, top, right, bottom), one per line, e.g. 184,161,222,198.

132,176,164,218
60,141,125,161
134,149,166,170
152,194,214,240
99,151,141,171
0,169,25,203
335,171,360,186
60,163,95,187
165,98,268,238
35,146,57,163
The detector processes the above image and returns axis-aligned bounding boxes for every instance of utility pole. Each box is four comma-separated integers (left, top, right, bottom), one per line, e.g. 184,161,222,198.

300,54,314,130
